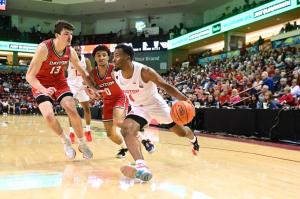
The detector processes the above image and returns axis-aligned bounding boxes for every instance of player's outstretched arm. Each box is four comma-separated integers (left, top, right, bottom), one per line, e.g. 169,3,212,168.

141,66,188,101
26,43,56,96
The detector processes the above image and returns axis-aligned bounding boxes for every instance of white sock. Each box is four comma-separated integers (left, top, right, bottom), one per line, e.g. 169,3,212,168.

69,127,74,133
85,125,91,132
190,136,197,143
136,131,147,141
135,159,145,165
120,141,127,149
116,127,122,135
78,137,86,145
59,132,67,144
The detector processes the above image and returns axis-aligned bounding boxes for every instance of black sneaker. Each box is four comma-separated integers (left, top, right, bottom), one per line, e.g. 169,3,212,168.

116,148,128,159
192,137,199,156
141,139,156,153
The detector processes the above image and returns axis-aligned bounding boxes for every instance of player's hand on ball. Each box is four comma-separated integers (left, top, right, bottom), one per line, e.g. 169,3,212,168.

185,99,195,108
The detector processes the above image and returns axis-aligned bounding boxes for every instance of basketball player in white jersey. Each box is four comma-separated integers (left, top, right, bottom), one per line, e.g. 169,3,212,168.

112,44,199,182
67,44,92,143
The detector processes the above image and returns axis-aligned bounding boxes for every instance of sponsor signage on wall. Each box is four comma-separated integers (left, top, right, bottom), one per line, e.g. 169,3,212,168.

0,41,38,53
168,0,299,49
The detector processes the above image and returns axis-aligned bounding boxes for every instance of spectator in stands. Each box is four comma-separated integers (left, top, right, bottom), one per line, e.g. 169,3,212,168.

261,71,274,92
179,23,187,35
230,89,241,105
257,36,264,50
279,27,285,34
294,21,299,30
274,77,288,96
252,75,262,93
272,68,281,89
278,86,295,106
248,94,259,109
291,78,300,97
258,91,278,109
204,95,218,107
285,22,294,32
258,85,269,103
169,30,175,39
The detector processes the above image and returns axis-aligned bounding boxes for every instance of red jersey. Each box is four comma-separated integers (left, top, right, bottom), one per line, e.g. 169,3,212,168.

36,39,70,85
93,64,125,100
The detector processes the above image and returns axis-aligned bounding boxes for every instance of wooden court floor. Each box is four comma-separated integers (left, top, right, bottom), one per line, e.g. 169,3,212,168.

0,115,299,199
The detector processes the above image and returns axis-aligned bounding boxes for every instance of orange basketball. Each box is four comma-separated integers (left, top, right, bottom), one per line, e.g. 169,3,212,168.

170,101,195,125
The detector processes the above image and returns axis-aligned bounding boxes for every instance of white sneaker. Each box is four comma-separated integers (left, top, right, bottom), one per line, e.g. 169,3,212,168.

64,139,76,160
78,144,93,159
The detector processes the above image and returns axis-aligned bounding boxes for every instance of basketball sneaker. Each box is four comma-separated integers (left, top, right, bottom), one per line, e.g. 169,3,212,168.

78,143,93,159
85,131,92,142
191,136,200,156
120,163,152,182
116,148,128,159
64,138,76,160
141,139,156,153
69,132,75,144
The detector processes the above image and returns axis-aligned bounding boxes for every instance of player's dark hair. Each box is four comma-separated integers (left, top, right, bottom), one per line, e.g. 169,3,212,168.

92,45,111,57
54,20,75,34
115,43,134,61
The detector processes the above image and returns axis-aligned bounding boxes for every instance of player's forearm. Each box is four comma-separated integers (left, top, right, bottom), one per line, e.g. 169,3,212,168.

81,75,96,90
26,75,46,92
163,84,188,101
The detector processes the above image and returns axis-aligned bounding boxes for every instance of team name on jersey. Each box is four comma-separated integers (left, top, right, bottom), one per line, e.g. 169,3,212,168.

123,89,139,94
98,81,114,88
50,60,68,65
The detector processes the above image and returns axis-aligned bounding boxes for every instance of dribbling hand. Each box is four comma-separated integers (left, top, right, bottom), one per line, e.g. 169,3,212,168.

185,99,195,107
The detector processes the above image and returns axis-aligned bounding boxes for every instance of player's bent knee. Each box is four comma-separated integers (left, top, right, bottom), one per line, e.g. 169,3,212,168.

65,107,79,117
120,126,136,137
43,112,56,122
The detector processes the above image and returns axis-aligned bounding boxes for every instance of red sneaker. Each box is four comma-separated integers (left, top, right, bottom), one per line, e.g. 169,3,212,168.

85,131,92,142
69,132,75,144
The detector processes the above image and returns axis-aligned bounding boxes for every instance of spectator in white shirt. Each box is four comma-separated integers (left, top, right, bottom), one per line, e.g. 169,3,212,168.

291,79,300,97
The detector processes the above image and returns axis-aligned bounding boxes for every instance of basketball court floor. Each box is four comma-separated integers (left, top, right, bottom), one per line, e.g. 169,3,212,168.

0,115,299,199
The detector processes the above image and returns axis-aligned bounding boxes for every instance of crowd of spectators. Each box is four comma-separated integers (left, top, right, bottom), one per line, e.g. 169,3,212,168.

1,21,168,45
160,44,300,110
0,72,38,115
1,41,300,115
279,21,300,34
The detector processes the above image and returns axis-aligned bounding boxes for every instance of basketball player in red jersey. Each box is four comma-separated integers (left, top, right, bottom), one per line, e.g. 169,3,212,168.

26,20,98,160
89,45,155,158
